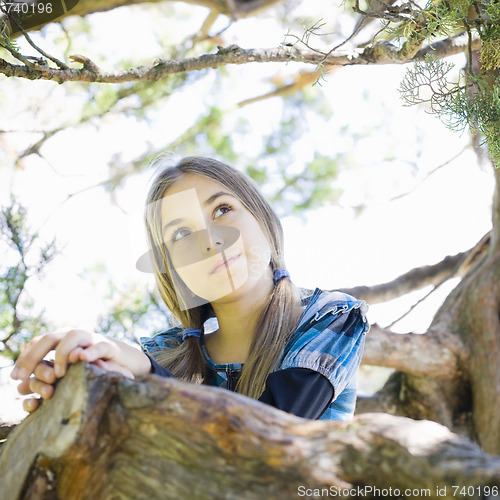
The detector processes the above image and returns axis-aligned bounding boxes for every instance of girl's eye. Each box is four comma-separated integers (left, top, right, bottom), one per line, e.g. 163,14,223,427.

172,227,191,242
213,204,232,219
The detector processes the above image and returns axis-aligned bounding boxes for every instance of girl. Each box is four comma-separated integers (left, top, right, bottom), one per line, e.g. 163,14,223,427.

12,156,369,420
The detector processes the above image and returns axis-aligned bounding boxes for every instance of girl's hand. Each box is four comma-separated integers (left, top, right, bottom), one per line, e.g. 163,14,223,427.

11,329,152,411
16,358,135,413
16,359,57,413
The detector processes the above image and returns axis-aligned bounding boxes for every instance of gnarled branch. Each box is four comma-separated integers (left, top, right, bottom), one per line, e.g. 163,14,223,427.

1,362,499,500
0,33,482,84
362,324,463,379
340,231,491,304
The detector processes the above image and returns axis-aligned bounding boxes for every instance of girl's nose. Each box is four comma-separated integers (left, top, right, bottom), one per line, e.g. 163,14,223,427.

202,227,224,254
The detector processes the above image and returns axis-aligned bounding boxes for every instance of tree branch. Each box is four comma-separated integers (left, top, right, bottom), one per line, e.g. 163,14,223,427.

5,11,68,69
362,324,462,379
237,68,328,107
356,391,404,416
338,231,491,304
1,362,499,499
0,33,481,84
355,371,407,416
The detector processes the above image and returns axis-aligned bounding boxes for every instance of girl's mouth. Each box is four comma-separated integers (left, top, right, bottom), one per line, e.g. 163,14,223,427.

210,254,240,274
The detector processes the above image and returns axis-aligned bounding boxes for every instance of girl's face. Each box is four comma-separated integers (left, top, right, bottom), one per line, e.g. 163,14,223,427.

160,173,273,304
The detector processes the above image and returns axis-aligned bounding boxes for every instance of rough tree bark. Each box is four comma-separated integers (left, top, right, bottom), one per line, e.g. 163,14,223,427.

1,362,499,500
0,35,481,84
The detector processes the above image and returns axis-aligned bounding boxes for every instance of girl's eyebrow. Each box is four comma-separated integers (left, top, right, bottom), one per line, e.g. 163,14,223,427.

203,191,235,207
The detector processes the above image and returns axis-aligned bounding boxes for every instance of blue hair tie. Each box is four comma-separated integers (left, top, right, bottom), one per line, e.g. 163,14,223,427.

273,269,290,284
182,328,202,341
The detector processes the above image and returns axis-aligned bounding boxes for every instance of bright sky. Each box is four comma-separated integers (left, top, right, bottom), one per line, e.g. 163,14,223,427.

0,2,495,380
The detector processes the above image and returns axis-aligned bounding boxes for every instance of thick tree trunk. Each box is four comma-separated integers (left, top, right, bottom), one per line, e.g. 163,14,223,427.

0,362,499,500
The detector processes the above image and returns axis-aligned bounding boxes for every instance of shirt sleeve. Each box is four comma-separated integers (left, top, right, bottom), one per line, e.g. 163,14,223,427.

258,367,334,419
280,303,369,402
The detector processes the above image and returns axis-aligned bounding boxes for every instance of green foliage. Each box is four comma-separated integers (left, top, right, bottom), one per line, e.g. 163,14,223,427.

477,0,500,70
173,106,239,163
416,0,468,38
399,55,458,114
199,107,238,163
480,40,500,70
351,0,500,165
288,153,342,213
449,79,500,162
477,1,500,40
400,55,500,165
245,164,267,186
97,281,174,344
357,0,472,51
0,200,57,361
0,18,20,58
252,103,343,215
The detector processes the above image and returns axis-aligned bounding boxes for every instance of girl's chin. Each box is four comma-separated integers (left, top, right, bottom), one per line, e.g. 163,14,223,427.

193,281,246,304
183,264,249,299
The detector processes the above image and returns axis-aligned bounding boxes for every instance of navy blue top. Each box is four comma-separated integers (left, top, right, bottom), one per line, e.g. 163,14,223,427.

147,356,333,419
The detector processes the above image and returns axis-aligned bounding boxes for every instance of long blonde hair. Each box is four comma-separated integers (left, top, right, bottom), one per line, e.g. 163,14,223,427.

144,156,302,398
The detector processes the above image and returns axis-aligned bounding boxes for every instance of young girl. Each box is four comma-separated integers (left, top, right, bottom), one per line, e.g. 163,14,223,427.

12,156,369,421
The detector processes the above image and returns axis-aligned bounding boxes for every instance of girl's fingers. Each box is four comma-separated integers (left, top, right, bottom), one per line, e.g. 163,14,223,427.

11,329,97,382
66,346,84,365
93,359,134,379
29,376,55,399
12,331,130,414
77,341,117,364
11,332,65,381
12,330,139,395
34,360,56,384
53,330,93,378
23,398,41,413
16,378,32,396
16,360,56,396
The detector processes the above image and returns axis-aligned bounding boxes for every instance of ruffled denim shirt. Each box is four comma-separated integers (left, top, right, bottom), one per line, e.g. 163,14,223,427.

141,288,369,421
